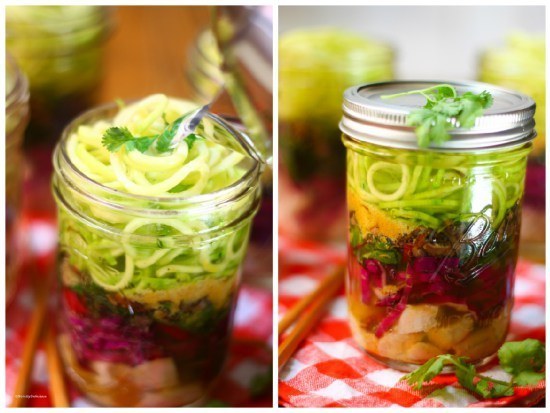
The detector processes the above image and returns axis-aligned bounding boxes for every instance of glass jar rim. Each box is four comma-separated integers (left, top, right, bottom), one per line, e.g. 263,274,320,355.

53,99,263,212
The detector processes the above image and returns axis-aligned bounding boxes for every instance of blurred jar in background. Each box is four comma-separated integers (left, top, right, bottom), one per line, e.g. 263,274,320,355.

186,30,225,106
186,28,273,215
186,8,273,287
279,28,394,242
6,6,111,146
479,33,545,259
6,54,30,305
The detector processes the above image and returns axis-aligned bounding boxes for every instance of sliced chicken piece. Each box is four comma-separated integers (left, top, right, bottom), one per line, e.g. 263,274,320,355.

395,304,439,334
406,342,443,363
377,332,424,360
427,315,474,351
132,358,180,391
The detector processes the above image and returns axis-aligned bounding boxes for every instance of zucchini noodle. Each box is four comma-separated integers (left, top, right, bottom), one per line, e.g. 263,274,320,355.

348,142,529,231
58,94,255,293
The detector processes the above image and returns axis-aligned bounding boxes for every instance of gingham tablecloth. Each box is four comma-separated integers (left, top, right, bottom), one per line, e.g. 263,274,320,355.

6,221,273,408
6,149,273,408
278,235,545,408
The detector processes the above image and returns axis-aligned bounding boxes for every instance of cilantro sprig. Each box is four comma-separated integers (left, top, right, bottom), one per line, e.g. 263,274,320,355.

381,84,493,148
101,114,200,154
402,339,545,399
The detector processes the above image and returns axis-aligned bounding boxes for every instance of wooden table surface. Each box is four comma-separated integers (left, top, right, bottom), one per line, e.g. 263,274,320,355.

98,6,234,114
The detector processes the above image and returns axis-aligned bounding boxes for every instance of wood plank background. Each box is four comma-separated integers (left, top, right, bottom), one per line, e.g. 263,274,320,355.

98,6,234,114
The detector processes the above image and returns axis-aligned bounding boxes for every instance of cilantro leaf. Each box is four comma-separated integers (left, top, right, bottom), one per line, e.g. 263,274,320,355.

401,355,447,390
101,127,135,152
125,136,157,153
382,84,493,148
101,127,157,153
498,339,545,385
184,133,200,150
454,362,513,399
102,112,203,154
155,115,185,153
401,339,544,400
456,91,493,129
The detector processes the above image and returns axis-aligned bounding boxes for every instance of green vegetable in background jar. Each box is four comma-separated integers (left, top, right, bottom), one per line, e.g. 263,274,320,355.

6,6,111,144
480,32,545,158
279,28,393,241
479,33,546,257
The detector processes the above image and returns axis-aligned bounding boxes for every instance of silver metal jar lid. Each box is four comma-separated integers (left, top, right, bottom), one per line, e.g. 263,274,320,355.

340,80,536,150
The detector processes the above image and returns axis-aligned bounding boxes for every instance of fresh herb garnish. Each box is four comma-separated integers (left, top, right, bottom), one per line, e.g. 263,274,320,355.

498,338,546,385
402,339,545,399
101,114,201,154
381,84,493,148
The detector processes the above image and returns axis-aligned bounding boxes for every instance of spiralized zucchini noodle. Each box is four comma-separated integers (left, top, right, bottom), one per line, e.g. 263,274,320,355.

61,94,252,292
348,144,529,229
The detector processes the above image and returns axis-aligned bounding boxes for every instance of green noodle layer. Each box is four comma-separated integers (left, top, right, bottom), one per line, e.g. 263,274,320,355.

58,94,253,294
346,142,529,230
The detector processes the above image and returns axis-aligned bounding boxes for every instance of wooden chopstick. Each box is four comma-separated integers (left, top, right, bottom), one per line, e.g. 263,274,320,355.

278,266,345,335
45,324,70,407
9,284,48,407
278,266,345,370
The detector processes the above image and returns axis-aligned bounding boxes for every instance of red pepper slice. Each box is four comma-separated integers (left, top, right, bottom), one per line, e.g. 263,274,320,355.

62,289,87,315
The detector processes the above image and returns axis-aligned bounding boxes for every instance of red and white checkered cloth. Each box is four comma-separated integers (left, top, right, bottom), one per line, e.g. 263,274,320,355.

6,224,273,408
6,151,273,408
278,235,545,408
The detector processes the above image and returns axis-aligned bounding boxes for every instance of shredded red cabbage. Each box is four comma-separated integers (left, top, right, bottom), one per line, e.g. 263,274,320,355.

375,272,413,337
356,252,510,337
67,313,164,366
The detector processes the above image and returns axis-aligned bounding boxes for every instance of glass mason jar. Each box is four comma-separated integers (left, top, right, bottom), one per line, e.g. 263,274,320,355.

479,33,545,258
52,102,263,406
186,30,225,105
341,81,535,370
6,54,30,305
186,27,273,270
6,6,111,144
279,28,394,242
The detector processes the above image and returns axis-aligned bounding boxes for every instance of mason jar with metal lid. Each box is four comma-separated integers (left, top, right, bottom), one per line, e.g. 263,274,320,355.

6,54,30,305
340,81,535,370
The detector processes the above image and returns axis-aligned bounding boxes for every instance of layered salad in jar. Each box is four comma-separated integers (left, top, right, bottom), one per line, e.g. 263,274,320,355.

346,143,529,368
53,94,261,406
